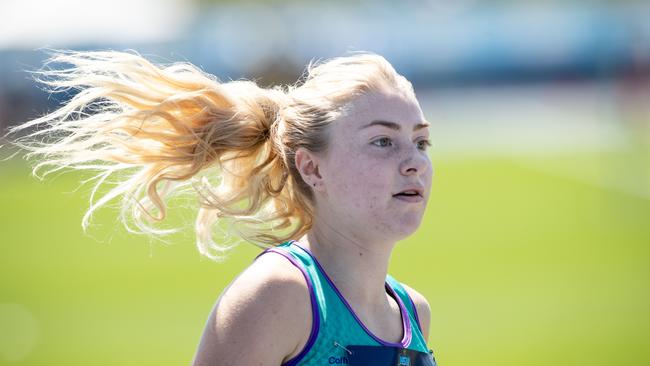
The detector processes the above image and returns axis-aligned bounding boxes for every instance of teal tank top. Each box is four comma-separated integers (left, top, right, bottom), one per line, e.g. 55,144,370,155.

253,240,437,365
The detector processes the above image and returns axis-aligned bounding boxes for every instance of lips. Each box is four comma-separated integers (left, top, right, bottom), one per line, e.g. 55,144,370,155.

392,186,425,203
393,186,424,198
393,193,424,203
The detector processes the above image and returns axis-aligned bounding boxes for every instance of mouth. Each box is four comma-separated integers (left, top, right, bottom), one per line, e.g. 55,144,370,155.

393,186,424,197
392,190,424,203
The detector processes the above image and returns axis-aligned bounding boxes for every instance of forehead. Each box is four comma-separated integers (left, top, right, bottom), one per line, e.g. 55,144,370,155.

338,88,425,131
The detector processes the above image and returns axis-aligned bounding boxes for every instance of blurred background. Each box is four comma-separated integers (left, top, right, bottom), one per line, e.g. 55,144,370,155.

1,0,649,365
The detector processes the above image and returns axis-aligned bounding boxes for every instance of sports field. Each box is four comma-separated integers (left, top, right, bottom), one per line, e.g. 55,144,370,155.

1,140,648,365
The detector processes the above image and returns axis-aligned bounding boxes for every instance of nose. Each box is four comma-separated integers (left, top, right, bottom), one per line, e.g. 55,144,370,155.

399,147,432,177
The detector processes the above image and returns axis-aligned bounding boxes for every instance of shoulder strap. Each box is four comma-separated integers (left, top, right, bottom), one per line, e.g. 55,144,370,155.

386,274,423,333
386,274,434,354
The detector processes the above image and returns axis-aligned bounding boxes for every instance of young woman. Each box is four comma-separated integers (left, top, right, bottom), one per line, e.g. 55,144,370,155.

4,49,436,365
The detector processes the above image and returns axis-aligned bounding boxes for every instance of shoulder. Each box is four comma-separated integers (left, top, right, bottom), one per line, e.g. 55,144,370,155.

400,282,431,343
192,250,312,366
222,250,311,312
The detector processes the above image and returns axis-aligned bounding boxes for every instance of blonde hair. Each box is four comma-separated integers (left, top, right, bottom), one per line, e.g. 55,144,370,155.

3,48,415,261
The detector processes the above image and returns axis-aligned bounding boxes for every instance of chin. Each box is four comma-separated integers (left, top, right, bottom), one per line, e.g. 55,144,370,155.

384,217,423,240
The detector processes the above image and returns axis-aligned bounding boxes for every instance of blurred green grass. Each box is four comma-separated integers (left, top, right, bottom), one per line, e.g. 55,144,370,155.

1,147,649,366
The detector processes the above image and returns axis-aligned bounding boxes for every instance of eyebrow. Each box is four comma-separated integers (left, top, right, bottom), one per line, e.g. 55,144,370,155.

359,120,430,132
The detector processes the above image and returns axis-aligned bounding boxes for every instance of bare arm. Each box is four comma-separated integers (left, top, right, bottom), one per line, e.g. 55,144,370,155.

191,254,312,366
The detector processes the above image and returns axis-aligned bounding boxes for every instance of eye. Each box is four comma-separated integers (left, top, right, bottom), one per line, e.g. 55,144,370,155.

371,137,393,148
417,139,433,151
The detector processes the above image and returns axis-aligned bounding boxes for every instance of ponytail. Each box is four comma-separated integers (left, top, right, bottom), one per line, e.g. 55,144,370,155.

3,49,305,261
4,49,410,262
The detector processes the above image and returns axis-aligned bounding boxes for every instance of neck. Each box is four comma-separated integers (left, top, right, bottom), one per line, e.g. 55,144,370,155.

296,223,396,310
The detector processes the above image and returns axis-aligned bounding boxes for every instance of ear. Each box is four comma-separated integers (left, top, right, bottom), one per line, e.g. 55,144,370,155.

294,147,324,192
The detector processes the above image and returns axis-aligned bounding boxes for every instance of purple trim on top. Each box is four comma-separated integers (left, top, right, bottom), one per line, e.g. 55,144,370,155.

403,290,423,332
255,248,321,366
289,240,412,348
253,246,275,261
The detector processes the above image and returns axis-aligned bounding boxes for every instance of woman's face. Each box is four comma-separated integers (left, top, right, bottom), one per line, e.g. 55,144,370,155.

311,87,433,243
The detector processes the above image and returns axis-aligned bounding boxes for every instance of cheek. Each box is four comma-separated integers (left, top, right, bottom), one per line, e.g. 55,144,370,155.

326,154,390,211
340,175,392,231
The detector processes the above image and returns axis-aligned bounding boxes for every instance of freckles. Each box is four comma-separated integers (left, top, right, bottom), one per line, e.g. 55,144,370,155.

367,195,391,228
366,202,379,217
